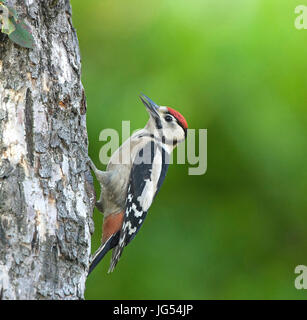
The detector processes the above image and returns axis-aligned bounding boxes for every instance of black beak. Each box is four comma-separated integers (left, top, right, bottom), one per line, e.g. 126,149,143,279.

139,93,160,118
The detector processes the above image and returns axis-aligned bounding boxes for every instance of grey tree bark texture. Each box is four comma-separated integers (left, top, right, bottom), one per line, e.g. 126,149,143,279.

0,0,96,299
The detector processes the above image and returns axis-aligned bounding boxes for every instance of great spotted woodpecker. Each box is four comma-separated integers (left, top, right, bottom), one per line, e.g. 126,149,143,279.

88,94,188,274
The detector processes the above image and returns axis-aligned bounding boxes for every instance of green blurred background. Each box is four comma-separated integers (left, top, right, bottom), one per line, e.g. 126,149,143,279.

71,0,307,299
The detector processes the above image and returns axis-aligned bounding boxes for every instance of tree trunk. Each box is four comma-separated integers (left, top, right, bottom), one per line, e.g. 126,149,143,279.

0,0,95,299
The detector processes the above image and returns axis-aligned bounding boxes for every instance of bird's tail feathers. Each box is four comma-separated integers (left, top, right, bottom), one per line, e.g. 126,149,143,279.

108,232,127,273
88,232,120,275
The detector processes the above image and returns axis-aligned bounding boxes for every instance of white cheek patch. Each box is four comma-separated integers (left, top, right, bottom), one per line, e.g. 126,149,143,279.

164,126,185,143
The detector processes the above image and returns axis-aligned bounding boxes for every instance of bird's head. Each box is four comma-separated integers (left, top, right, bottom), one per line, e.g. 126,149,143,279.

140,94,188,146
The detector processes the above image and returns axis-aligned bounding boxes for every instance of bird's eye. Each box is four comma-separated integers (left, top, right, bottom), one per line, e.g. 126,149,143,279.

165,115,173,122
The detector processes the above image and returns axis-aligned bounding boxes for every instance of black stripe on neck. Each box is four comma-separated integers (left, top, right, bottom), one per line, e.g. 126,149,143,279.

137,133,177,146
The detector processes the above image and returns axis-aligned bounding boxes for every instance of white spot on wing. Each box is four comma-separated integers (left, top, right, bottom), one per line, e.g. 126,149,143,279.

123,221,137,235
132,203,143,217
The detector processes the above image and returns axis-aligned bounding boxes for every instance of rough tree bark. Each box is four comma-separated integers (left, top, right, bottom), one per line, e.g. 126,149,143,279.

0,0,95,299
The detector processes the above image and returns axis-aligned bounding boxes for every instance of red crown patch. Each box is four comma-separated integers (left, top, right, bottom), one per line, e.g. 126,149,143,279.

167,107,188,130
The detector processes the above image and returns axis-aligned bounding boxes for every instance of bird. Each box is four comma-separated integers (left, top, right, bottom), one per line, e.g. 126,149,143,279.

87,94,188,274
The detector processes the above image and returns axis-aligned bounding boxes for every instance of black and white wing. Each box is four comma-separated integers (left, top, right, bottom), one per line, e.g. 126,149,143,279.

108,141,169,272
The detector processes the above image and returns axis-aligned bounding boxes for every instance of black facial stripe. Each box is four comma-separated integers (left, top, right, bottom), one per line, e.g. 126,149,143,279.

183,128,187,138
177,120,187,135
137,133,178,146
155,117,162,129
137,133,155,139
